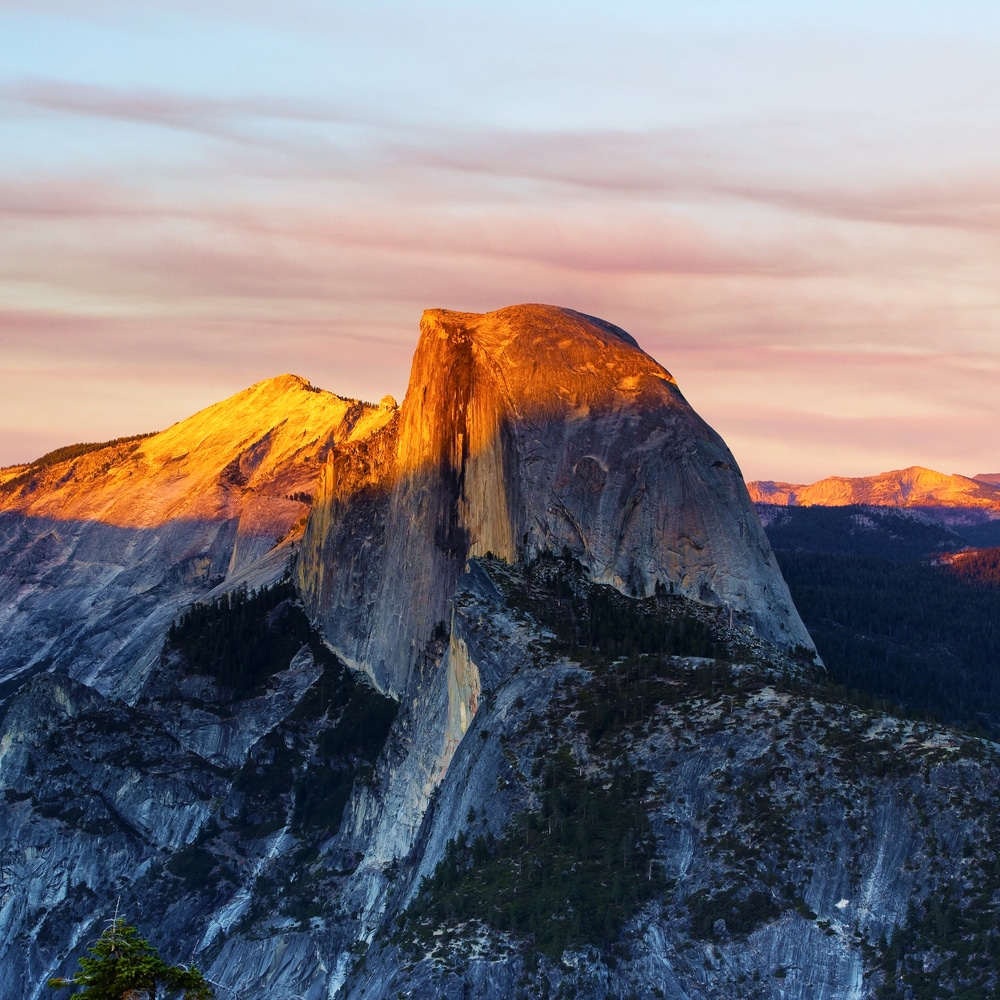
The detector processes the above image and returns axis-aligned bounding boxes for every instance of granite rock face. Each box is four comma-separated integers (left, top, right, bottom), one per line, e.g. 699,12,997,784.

5,555,1000,1000
298,304,813,698
17,305,996,1000
0,375,389,699
332,560,1000,1000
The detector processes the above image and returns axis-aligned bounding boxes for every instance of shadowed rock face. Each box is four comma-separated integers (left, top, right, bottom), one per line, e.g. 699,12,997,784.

0,375,390,697
298,304,814,697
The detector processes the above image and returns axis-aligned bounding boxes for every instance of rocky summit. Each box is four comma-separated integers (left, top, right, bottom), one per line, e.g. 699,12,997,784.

297,304,812,700
1,305,998,1000
748,465,1000,513
0,374,392,699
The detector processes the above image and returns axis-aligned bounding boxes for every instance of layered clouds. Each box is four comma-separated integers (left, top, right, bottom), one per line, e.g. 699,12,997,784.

2,1,1000,479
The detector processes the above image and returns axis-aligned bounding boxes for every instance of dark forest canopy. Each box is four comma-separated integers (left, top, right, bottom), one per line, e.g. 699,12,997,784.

764,507,1000,738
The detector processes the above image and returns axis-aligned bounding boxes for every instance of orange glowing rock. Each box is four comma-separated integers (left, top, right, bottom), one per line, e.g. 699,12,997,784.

749,466,1000,512
0,374,393,558
297,304,813,697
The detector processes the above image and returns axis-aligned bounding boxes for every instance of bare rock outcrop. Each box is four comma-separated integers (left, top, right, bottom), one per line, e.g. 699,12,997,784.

0,375,387,697
298,304,813,698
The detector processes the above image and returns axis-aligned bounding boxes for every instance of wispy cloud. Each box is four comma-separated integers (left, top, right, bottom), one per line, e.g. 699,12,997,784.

2,6,1000,477
3,77,367,125
9,76,1000,238
0,76,375,151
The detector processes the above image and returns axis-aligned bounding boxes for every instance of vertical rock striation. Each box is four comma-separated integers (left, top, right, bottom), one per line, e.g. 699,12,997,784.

298,304,813,699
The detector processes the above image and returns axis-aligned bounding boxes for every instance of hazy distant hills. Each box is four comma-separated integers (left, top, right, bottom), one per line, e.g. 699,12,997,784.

749,465,1000,550
750,465,1000,739
755,504,974,561
748,464,1000,512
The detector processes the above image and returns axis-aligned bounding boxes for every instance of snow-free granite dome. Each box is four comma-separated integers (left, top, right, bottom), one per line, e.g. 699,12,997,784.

297,303,814,697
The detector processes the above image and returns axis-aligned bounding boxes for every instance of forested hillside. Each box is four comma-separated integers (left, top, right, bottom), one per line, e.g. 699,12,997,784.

760,505,1000,738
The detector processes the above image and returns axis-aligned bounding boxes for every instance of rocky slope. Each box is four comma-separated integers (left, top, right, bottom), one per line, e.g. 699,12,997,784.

2,304,998,1000
339,558,1000,1000
0,375,392,698
5,554,999,1000
0,596,397,1000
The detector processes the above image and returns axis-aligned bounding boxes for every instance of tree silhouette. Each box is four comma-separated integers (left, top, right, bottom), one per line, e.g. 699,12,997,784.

47,918,212,1000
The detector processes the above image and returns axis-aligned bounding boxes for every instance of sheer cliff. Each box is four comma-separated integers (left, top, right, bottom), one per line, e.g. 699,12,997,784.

0,374,389,697
298,304,813,699
3,304,998,1000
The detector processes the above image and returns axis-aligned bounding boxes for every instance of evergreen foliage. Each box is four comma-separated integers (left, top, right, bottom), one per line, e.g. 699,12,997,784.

775,551,1000,736
686,885,780,939
408,750,661,960
290,682,397,834
942,546,1000,590
493,549,728,663
0,433,156,490
759,504,967,560
950,521,1000,548
166,581,311,696
873,881,1000,999
26,434,157,470
47,918,212,999
576,656,736,748
164,580,398,840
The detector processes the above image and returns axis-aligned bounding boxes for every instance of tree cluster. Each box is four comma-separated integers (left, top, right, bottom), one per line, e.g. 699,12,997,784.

48,918,212,1000
166,581,310,696
776,550,1000,737
409,750,660,960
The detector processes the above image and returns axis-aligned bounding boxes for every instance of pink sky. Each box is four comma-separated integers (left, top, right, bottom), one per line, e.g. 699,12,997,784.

2,3,999,482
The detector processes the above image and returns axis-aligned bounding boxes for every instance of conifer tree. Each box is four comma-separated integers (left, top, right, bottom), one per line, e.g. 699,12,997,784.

47,918,212,1000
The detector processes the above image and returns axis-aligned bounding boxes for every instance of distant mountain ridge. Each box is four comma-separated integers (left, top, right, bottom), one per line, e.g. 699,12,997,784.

748,464,1000,513
751,463,1000,739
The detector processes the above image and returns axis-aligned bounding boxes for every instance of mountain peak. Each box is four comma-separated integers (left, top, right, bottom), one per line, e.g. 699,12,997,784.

416,304,671,408
246,372,313,393
0,372,379,534
422,303,643,349
748,466,1000,511
299,303,812,698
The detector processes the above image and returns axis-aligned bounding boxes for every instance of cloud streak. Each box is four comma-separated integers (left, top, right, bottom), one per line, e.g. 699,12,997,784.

3,77,367,132
10,76,1000,231
2,9,999,478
